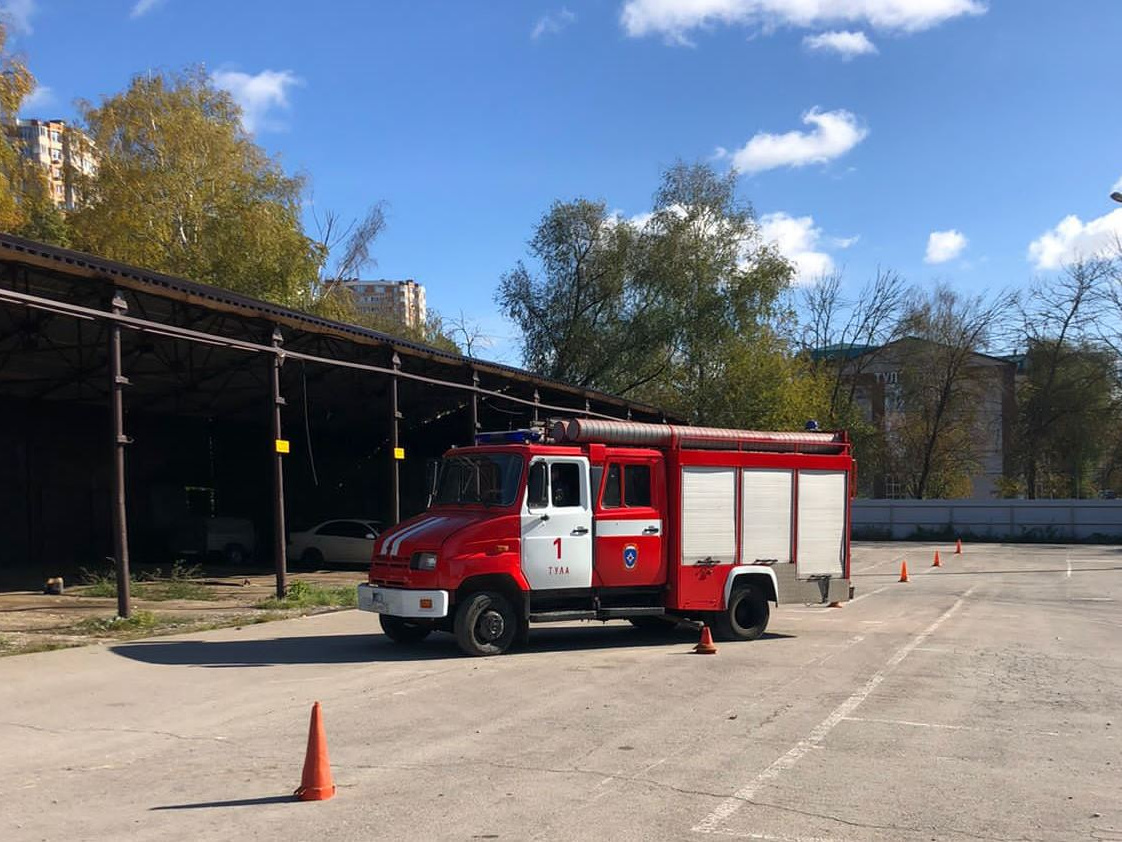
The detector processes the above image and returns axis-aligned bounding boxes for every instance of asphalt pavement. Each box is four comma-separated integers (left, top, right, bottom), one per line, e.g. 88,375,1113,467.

1,542,1119,842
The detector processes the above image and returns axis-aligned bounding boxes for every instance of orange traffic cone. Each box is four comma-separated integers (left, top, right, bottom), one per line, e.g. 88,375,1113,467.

295,701,336,801
899,560,910,583
693,625,718,654
932,550,942,568
955,538,962,555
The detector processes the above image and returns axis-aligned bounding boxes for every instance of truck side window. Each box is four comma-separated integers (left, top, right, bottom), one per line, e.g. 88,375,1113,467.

602,463,621,508
624,464,652,507
527,461,548,509
550,463,581,508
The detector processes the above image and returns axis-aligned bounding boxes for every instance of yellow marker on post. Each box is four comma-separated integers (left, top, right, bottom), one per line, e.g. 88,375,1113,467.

393,446,405,461
275,439,290,454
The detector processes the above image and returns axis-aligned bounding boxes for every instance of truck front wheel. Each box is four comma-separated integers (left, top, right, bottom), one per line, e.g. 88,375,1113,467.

712,584,770,642
379,614,431,644
454,591,517,656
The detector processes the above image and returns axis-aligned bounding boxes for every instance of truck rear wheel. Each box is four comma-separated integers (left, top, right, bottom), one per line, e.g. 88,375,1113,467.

454,591,517,656
712,584,769,642
379,614,431,644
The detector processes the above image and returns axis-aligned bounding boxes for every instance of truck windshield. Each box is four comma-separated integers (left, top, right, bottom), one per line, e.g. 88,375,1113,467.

433,453,524,507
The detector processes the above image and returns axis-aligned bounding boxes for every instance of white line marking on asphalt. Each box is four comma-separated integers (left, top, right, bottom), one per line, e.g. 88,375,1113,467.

1070,597,1113,601
691,586,977,836
707,829,837,841
848,585,888,604
841,716,1062,736
1067,558,1072,578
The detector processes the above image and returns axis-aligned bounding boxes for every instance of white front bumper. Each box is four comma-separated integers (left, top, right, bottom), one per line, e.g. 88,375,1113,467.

357,584,450,618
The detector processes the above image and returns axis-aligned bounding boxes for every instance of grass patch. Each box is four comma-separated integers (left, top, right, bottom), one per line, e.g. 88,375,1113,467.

256,579,357,611
72,609,161,634
77,562,217,602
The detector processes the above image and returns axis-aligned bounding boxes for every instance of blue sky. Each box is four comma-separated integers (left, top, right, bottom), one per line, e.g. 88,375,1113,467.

9,1,1122,362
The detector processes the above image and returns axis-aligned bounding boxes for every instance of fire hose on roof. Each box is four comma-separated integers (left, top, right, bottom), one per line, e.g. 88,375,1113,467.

551,418,849,454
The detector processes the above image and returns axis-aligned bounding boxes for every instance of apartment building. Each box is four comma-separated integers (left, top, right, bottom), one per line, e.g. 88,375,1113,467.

340,279,427,328
13,119,97,209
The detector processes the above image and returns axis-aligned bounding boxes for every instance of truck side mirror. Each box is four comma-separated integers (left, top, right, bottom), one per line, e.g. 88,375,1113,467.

527,461,548,510
425,458,440,507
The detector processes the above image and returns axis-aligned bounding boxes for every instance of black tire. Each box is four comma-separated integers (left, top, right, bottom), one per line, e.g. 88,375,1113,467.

712,584,770,642
379,614,432,644
299,548,324,570
222,543,248,566
628,616,678,631
454,591,518,656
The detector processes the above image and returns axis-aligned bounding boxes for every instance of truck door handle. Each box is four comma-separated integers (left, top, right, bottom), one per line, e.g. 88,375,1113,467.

642,526,659,535
571,526,589,535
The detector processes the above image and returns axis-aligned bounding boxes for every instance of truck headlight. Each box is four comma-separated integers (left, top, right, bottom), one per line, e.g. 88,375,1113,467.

410,551,438,571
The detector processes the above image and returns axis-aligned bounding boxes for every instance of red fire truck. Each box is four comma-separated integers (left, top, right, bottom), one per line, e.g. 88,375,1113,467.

359,419,854,656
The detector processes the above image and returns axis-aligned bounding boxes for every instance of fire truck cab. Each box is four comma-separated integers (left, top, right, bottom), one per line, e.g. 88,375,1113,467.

359,419,853,656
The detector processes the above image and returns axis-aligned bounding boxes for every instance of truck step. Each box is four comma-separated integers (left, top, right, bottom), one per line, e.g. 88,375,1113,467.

528,606,669,624
529,610,597,622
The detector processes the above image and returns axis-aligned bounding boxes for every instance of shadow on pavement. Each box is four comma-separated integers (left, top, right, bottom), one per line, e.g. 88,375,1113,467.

111,624,795,667
151,795,296,810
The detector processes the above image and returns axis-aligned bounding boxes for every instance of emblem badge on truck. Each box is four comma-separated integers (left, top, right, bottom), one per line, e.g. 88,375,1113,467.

623,544,638,569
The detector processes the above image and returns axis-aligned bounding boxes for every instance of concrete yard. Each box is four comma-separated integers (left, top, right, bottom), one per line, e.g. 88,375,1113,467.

1,542,1119,842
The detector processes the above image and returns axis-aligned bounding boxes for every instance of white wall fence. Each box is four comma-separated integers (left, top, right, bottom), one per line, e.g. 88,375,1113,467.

852,499,1122,541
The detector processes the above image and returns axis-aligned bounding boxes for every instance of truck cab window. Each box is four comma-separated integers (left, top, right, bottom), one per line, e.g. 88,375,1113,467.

550,463,581,508
624,464,652,507
527,461,548,509
602,463,621,508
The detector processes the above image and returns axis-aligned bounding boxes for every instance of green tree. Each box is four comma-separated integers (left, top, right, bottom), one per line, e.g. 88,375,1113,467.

633,162,794,424
0,22,43,233
15,162,70,245
498,162,810,427
69,68,320,309
1012,258,1116,498
497,197,641,388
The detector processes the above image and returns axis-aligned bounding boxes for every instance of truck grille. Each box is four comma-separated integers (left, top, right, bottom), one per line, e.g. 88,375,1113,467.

369,554,409,586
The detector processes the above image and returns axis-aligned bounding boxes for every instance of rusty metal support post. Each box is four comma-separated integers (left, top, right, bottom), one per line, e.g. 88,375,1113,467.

109,293,132,618
390,352,401,526
584,398,591,419
532,389,540,427
469,368,480,443
270,327,288,600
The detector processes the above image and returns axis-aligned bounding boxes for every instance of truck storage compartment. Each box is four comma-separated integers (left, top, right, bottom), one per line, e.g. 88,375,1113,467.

680,466,736,565
796,470,847,578
741,468,793,564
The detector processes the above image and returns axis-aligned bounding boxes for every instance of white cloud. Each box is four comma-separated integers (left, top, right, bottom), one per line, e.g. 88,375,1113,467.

803,29,878,59
1112,175,1122,194
620,0,985,43
0,0,35,34
759,211,835,283
925,229,967,264
832,234,860,248
725,107,867,174
22,83,52,110
130,0,166,18
212,69,301,134
1028,210,1122,270
532,7,576,38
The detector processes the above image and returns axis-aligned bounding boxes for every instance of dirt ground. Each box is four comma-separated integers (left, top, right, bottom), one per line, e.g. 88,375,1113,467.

0,569,367,656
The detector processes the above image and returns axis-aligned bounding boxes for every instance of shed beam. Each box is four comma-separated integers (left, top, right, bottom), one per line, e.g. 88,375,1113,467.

270,327,288,600
109,292,132,618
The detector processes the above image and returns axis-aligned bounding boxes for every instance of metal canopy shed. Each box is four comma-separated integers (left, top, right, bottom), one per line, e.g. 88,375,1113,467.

0,234,669,615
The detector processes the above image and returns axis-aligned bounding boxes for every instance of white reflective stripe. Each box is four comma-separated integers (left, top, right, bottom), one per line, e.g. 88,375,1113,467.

387,517,439,557
389,517,443,556
594,519,661,537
